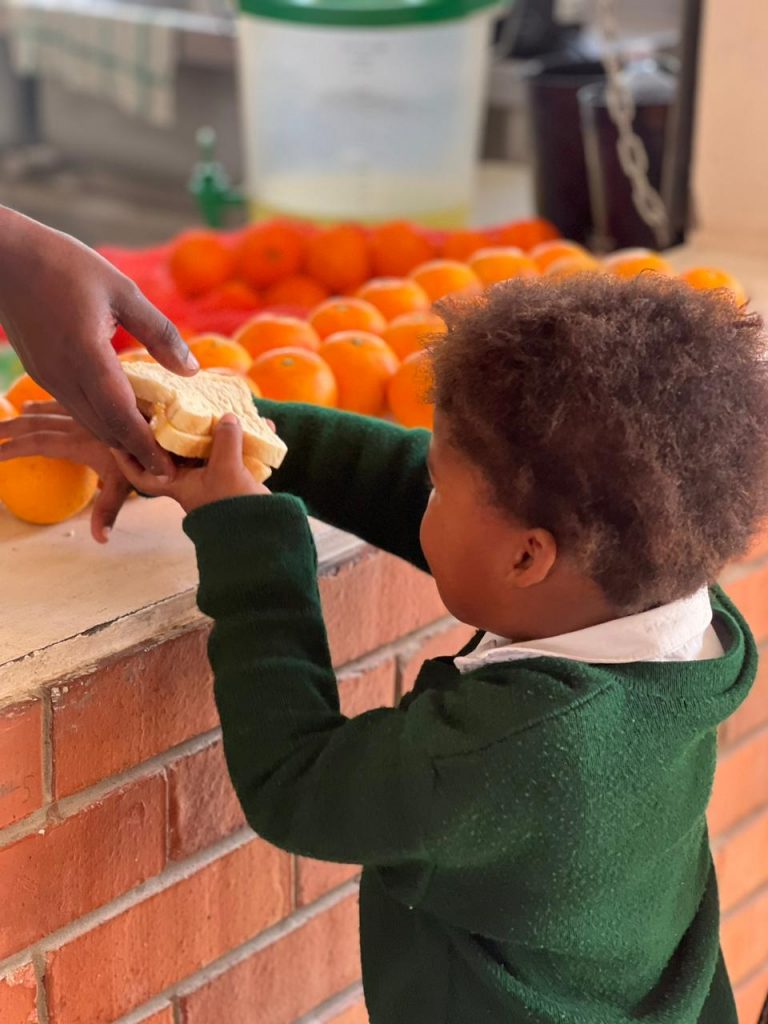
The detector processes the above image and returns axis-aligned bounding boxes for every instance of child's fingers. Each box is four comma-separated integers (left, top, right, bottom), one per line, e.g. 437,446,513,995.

22,399,68,415
0,431,76,461
91,471,133,543
208,415,245,474
0,414,73,438
110,449,172,495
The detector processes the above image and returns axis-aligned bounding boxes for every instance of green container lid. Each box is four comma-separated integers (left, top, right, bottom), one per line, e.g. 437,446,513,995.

239,0,501,28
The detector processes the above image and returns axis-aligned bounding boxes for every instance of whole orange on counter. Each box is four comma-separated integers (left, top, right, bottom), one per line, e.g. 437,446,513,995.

493,217,560,251
529,240,589,273
441,229,493,262
262,275,329,311
387,350,435,430
410,260,481,303
169,230,236,297
309,297,387,340
234,314,320,360
469,247,539,286
5,374,52,411
319,331,399,416
680,266,748,306
0,396,18,421
369,221,437,277
249,348,337,406
603,248,672,279
544,253,601,277
188,334,252,374
236,222,305,288
383,311,446,360
356,277,430,320
0,456,99,525
306,224,371,293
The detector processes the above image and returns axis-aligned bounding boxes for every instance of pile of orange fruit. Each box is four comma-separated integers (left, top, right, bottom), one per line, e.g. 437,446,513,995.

0,226,749,527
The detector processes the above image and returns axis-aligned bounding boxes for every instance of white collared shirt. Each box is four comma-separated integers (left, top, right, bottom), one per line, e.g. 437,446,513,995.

454,586,725,674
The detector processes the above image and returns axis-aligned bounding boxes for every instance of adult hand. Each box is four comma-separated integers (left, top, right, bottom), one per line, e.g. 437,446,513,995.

0,207,199,474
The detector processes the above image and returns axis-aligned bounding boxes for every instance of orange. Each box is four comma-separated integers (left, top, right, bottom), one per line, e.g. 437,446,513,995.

493,218,560,251
234,314,320,360
356,277,430,320
545,253,602,278
263,275,329,311
319,331,399,416
680,267,748,307
249,348,337,406
306,225,371,293
603,248,672,279
309,297,387,339
530,240,589,273
188,334,252,374
383,311,446,360
369,221,437,277
387,350,435,430
0,456,99,524
441,229,493,262
468,247,540,286
119,348,156,363
410,260,481,303
168,231,236,297
235,222,305,288
5,374,52,411
198,280,262,311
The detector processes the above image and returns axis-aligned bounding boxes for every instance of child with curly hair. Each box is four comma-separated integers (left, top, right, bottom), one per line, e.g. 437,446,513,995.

3,274,768,1024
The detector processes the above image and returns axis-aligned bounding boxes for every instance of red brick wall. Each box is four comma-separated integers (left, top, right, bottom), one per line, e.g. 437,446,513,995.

0,548,471,1024
0,537,766,1024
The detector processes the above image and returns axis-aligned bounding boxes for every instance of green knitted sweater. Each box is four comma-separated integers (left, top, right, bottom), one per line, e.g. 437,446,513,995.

182,401,756,1024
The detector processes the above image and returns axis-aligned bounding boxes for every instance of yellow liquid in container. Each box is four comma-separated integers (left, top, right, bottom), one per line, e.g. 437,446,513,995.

249,172,471,228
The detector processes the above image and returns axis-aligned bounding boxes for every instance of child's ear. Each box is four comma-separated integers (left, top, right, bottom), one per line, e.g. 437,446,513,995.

506,528,557,588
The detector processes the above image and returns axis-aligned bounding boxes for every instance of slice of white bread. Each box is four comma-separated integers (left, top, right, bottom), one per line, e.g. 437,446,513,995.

122,362,287,480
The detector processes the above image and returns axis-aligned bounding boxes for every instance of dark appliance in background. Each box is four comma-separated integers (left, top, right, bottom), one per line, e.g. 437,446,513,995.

493,0,702,251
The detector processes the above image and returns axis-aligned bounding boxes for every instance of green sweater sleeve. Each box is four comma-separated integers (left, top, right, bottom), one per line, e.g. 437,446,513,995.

256,400,431,572
183,493,437,870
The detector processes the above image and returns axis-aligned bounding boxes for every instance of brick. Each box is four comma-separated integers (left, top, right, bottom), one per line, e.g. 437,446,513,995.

399,619,476,695
0,773,165,960
721,652,768,746
735,964,768,1024
0,963,38,1024
721,886,768,986
168,740,246,861
46,837,291,1024
180,892,360,1024
0,700,43,830
52,628,217,798
708,729,768,836
338,660,397,718
714,809,768,912
724,564,768,645
325,1000,368,1024
296,859,360,908
320,551,446,667
136,1007,175,1024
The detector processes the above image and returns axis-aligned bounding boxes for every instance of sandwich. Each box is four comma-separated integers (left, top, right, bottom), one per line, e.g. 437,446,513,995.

122,361,287,483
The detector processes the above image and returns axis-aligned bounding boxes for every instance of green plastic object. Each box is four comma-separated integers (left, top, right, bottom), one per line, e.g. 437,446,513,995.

189,127,245,228
0,345,23,392
239,0,500,27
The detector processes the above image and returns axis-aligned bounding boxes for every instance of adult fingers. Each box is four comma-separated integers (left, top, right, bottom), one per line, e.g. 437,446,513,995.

22,400,68,415
208,415,244,474
76,373,175,476
91,471,133,544
114,282,198,376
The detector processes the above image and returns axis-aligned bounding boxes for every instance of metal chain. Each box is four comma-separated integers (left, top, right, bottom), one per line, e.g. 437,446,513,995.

594,0,671,248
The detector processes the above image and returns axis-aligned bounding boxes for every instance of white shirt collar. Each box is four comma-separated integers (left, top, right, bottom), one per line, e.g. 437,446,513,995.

454,586,724,673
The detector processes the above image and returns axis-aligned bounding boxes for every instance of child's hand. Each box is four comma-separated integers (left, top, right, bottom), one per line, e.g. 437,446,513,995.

111,415,269,514
0,401,134,543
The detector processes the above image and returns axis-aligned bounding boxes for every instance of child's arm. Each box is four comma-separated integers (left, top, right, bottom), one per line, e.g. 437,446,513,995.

255,400,431,572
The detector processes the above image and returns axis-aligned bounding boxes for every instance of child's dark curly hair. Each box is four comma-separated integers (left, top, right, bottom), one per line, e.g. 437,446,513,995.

432,274,768,613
